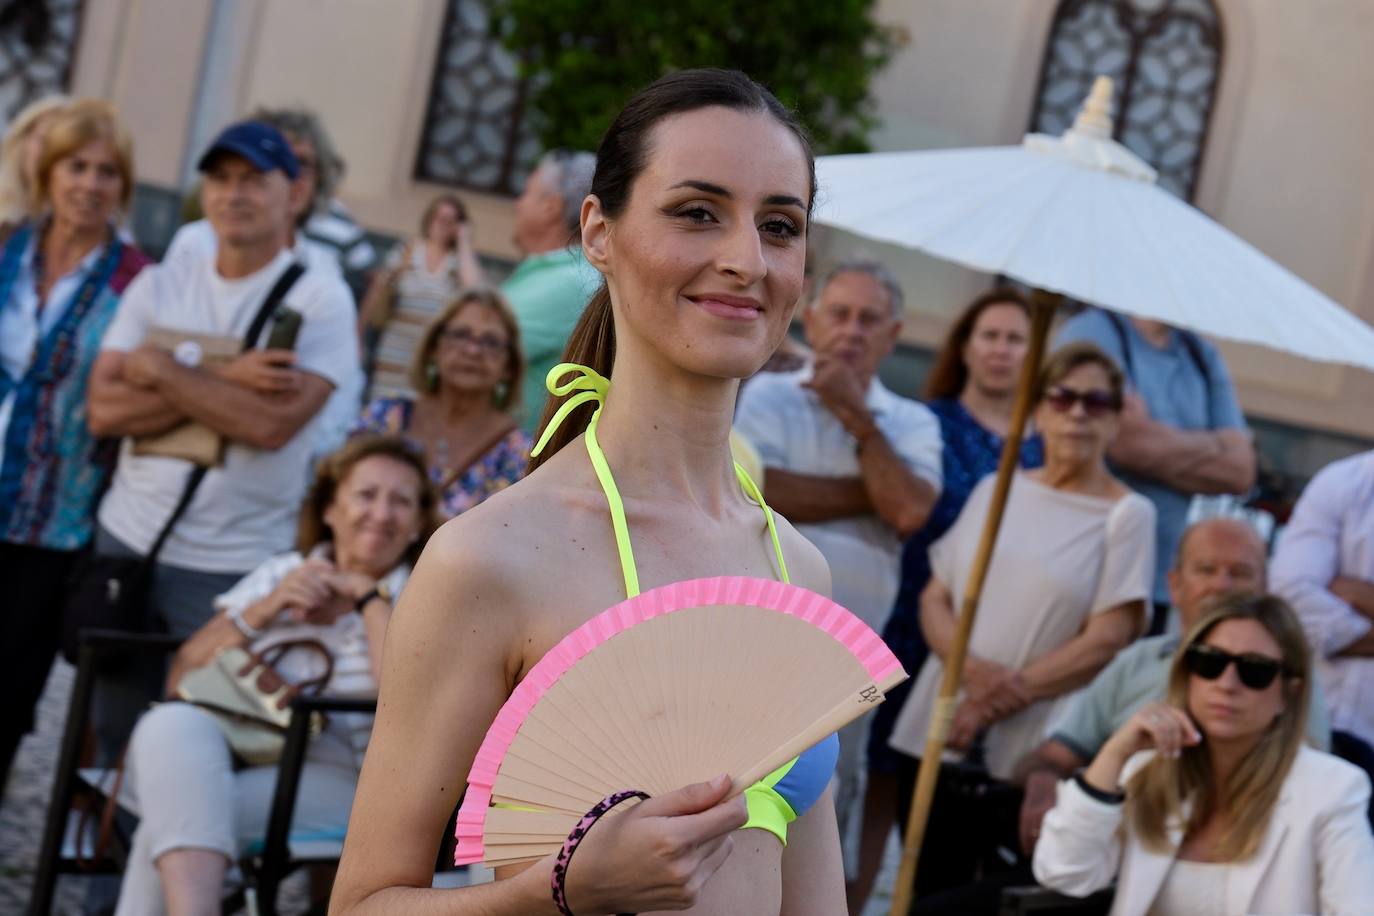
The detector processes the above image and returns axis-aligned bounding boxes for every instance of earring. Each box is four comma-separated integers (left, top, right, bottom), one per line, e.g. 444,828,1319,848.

426,362,439,391
493,380,510,406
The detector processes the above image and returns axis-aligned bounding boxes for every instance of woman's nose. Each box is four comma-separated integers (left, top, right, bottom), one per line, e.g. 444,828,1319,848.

716,225,767,284
1216,663,1245,691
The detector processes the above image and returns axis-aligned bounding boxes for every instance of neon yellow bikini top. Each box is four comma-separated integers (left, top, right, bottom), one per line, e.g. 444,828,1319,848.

531,364,834,843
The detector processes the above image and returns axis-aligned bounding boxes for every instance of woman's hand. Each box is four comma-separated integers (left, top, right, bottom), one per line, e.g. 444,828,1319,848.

947,696,988,751
963,657,1031,720
560,775,748,914
328,570,380,603
268,558,339,624
1082,702,1201,796
1108,702,1201,761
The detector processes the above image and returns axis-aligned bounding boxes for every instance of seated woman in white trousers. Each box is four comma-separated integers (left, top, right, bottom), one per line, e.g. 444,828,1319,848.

1034,592,1374,916
115,436,435,915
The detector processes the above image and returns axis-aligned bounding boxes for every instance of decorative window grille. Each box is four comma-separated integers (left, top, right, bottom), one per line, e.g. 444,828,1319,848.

1030,0,1222,199
0,0,84,123
415,0,540,196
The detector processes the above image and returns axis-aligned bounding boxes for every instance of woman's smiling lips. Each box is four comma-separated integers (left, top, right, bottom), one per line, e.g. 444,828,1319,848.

686,292,764,320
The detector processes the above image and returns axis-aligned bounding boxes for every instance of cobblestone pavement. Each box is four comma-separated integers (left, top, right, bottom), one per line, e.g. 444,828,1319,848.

1,661,88,915
2,662,899,915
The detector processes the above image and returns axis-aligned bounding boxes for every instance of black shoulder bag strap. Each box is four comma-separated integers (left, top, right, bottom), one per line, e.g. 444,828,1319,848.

1103,309,1136,384
139,262,306,565
1177,329,1215,426
1104,308,1215,425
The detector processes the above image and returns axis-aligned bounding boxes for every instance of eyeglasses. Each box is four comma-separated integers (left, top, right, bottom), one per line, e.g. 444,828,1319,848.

1183,644,1288,690
439,326,508,356
1042,385,1122,417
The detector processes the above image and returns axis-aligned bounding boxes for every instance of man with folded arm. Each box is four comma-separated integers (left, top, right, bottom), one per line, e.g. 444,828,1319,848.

85,121,358,762
735,257,942,877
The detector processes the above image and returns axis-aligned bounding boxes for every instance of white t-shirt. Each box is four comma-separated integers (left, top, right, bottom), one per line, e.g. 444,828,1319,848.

163,220,362,460
887,473,1155,780
735,367,944,632
97,247,359,572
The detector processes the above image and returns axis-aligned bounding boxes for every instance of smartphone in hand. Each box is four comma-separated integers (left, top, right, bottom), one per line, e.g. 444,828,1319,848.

265,306,303,351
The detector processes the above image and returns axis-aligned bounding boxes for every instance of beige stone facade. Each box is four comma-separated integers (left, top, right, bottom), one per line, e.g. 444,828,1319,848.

63,0,1374,444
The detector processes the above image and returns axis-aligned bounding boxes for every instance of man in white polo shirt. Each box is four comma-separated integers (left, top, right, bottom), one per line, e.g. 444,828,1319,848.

85,121,358,759
735,256,943,874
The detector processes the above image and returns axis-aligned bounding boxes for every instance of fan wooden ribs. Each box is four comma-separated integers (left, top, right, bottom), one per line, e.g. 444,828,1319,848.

454,576,906,867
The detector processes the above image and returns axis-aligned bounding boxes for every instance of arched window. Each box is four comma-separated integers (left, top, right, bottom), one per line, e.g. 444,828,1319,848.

1029,0,1222,199
415,0,541,195
0,0,84,123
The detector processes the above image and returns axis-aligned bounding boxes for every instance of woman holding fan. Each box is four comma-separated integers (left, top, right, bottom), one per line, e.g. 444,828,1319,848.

332,70,847,915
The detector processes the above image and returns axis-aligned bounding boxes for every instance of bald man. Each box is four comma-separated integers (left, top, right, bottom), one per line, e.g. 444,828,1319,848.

1012,517,1331,856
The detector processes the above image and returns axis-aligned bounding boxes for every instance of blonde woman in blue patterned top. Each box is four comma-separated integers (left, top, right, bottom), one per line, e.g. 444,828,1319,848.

0,99,150,791
353,288,531,519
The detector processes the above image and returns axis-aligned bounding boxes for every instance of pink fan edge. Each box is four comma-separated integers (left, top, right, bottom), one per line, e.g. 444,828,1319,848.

452,575,902,865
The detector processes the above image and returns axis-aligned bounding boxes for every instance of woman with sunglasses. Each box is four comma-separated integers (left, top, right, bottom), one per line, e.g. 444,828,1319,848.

886,341,1155,901
1035,593,1374,914
353,289,530,520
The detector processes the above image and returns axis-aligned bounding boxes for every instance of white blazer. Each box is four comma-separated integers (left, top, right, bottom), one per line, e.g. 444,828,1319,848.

1033,746,1374,916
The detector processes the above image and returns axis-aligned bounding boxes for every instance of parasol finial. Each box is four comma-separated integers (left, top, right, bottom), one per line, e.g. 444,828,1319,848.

1072,75,1115,139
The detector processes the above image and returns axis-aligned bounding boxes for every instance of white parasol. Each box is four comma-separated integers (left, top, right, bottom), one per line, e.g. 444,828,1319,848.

812,76,1374,916
815,76,1374,370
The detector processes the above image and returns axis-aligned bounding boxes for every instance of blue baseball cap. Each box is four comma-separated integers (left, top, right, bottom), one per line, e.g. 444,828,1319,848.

197,120,300,179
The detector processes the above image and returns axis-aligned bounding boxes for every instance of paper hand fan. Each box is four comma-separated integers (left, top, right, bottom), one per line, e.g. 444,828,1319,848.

454,575,907,868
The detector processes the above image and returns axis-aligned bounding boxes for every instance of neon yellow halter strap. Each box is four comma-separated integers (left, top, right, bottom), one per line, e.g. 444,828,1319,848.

531,363,799,843
530,363,790,597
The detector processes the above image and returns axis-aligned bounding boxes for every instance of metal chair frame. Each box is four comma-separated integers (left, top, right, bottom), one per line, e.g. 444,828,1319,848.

26,629,378,916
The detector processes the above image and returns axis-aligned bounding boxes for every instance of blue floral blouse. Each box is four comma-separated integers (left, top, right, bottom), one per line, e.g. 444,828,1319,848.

352,396,531,520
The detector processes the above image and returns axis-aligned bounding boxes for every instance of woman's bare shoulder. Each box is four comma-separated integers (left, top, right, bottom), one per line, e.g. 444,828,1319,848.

410,464,617,626
771,513,832,598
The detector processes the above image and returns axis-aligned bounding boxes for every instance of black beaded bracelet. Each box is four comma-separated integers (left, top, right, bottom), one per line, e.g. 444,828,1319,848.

1073,771,1125,804
551,789,650,916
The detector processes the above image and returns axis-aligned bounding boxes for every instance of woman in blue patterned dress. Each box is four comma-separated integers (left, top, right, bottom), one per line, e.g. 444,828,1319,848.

353,288,530,520
849,288,1044,911
0,100,150,792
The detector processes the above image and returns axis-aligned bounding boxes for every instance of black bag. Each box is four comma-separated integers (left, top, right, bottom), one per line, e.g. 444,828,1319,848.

59,263,305,663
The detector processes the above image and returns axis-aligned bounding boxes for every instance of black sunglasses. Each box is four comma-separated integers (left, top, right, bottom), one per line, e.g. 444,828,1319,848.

1184,644,1288,690
1042,385,1122,417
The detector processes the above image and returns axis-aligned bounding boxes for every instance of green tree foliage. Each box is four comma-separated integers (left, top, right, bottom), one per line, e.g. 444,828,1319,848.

491,0,898,154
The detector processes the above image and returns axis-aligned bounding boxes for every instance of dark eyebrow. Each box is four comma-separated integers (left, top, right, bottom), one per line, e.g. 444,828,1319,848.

669,180,806,210
670,179,732,197
765,194,807,209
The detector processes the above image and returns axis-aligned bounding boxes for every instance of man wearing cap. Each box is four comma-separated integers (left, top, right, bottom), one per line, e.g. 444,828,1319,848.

86,121,359,759
162,108,364,460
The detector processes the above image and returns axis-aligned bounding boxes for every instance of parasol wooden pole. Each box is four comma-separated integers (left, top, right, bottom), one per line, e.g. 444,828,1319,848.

888,288,1060,916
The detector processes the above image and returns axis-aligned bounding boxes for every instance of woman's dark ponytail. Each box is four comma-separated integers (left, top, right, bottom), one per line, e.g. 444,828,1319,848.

526,285,615,472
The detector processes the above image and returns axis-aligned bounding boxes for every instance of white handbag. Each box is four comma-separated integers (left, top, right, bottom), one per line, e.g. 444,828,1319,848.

176,639,333,765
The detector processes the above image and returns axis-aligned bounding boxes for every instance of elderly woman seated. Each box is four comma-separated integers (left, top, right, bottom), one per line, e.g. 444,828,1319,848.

113,435,436,916
886,341,1156,901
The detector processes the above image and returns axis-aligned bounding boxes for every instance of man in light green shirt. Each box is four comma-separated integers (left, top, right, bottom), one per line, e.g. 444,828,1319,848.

501,150,600,433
